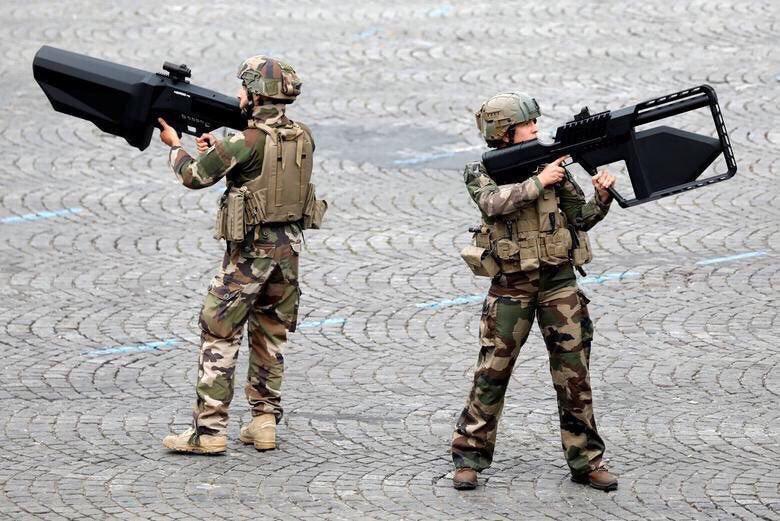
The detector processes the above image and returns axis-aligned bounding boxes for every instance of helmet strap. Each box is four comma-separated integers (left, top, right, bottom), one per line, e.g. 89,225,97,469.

241,96,254,120
502,125,517,146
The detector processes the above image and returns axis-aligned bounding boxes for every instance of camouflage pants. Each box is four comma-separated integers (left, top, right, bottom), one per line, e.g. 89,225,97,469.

452,266,606,476
193,230,300,437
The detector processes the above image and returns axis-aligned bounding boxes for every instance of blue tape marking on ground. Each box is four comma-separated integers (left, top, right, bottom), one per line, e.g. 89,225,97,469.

415,294,485,310
429,5,453,17
83,339,178,357
579,271,640,285
298,318,346,329
1,207,82,224
696,251,767,265
356,27,379,39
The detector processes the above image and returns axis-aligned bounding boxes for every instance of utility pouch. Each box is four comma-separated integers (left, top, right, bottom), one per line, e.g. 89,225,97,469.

571,229,593,266
517,237,540,271
460,245,500,278
303,200,327,230
214,205,227,240
302,183,328,229
494,238,521,260
244,188,267,226
223,187,247,242
540,227,572,262
474,227,491,249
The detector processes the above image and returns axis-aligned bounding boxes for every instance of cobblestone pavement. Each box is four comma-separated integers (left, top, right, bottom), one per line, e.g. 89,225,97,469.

1,1,778,520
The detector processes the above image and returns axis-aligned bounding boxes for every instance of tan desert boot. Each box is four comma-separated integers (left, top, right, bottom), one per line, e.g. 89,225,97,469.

162,427,226,455
239,413,277,451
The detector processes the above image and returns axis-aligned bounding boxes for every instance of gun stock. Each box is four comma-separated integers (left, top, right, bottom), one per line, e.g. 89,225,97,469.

32,45,246,151
482,85,737,208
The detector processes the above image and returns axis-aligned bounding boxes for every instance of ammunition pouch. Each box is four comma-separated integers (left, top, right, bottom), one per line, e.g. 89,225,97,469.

244,188,267,226
538,228,572,265
214,186,248,242
493,236,541,272
494,238,520,259
302,183,328,230
460,245,500,278
473,227,490,249
461,225,499,277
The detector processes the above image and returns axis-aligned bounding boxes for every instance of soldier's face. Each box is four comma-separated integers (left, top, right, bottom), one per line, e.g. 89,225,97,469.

237,86,249,109
511,119,538,143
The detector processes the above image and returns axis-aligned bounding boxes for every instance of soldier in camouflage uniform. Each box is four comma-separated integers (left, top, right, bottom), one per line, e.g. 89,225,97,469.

158,56,327,455
451,93,619,491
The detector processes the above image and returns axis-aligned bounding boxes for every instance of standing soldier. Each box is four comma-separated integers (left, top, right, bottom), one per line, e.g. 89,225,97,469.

451,92,618,490
158,56,327,454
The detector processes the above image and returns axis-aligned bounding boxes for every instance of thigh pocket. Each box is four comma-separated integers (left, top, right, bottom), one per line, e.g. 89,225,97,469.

277,243,300,284
270,282,301,332
240,242,275,260
208,282,239,302
200,281,246,337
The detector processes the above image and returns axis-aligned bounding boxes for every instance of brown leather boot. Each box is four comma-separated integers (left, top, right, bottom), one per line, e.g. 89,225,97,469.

571,461,618,491
453,468,478,490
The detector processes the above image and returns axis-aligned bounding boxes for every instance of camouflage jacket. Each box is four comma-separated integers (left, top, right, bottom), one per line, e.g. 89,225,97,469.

464,162,611,231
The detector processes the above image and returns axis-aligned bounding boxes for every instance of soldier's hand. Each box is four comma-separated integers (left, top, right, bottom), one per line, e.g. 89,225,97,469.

157,118,181,147
537,155,569,187
196,133,216,155
593,169,616,204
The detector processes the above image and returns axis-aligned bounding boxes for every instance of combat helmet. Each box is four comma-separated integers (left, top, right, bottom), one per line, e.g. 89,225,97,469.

237,55,302,103
475,92,540,145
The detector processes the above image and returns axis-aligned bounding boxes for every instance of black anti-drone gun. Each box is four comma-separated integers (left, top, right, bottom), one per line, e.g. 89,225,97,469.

32,45,246,151
482,85,737,208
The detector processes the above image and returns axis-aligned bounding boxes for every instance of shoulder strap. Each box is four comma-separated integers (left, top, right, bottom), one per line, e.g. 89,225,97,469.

293,121,315,153
251,123,278,143
241,125,278,193
274,123,306,169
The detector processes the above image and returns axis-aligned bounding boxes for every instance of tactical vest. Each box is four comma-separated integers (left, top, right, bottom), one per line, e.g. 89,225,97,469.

461,185,593,277
214,122,327,242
